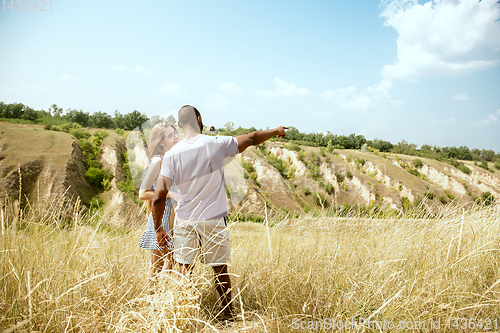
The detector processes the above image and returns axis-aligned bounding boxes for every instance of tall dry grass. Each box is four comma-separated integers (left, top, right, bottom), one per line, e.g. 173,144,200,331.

1,197,499,332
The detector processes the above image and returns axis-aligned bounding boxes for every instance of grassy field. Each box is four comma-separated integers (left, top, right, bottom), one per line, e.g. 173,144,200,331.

1,201,499,332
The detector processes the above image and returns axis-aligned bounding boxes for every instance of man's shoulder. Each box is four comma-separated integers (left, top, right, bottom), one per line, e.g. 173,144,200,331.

205,134,236,144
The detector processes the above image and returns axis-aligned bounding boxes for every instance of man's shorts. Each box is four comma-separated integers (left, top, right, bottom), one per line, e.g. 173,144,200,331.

173,216,230,266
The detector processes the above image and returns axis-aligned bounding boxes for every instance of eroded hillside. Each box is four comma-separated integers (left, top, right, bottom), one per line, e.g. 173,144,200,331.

231,142,500,216
0,123,141,226
1,122,498,223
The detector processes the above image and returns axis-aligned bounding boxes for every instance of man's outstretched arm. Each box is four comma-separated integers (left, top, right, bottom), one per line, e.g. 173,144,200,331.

236,126,287,153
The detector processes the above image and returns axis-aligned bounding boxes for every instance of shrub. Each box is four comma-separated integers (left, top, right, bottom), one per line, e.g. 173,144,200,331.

308,164,321,181
356,158,365,166
302,187,311,196
335,172,344,183
314,192,326,206
51,125,61,131
407,168,420,177
85,167,113,189
444,190,455,200
474,192,495,206
284,143,301,152
325,182,335,195
60,123,73,133
479,160,492,172
398,184,403,191
92,130,109,141
481,192,495,205
70,129,91,140
242,161,255,174
325,157,330,163
402,196,411,212
250,172,258,182
298,151,306,161
346,171,352,178
424,192,435,200
115,128,125,136
89,197,105,212
459,164,471,174
413,159,423,168
44,123,51,130
439,195,447,204
319,147,326,157
266,153,294,180
494,160,500,170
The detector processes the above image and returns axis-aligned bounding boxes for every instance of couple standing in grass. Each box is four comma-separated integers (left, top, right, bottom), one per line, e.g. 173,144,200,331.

138,104,287,321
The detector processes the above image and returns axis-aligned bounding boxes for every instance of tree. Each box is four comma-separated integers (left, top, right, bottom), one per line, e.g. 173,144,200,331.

166,115,176,124
21,107,38,121
49,104,63,118
224,122,235,132
482,149,495,162
353,134,366,150
457,146,472,160
124,110,148,130
65,109,90,127
113,110,127,129
91,111,114,129
283,126,303,141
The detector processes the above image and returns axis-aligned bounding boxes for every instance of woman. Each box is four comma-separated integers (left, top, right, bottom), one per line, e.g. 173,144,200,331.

137,121,180,283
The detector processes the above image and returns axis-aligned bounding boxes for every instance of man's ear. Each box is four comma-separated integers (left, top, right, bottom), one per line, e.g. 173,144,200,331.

197,116,203,133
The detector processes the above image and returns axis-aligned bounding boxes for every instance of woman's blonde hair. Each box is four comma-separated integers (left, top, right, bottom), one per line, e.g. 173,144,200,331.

145,121,176,214
147,121,176,159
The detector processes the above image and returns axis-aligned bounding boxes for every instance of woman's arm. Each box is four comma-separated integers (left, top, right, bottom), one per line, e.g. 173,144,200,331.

139,189,172,201
138,156,162,201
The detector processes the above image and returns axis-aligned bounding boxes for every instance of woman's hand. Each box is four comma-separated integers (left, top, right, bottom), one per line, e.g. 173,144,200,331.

168,192,180,202
156,227,170,250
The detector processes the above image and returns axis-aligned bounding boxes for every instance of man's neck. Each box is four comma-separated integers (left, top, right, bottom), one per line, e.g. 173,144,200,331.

182,127,201,140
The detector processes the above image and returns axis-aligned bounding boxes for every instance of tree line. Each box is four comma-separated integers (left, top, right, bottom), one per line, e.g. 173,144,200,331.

0,102,148,131
217,122,499,164
1,101,498,164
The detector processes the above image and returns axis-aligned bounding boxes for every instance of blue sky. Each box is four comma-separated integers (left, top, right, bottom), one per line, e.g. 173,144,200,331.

1,0,499,151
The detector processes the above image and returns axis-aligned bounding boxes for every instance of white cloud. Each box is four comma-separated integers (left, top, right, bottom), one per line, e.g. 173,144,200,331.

218,82,245,95
317,80,400,111
254,90,275,98
110,64,127,71
429,117,457,125
205,94,232,106
474,109,500,126
318,87,372,110
381,0,500,80
59,75,78,81
187,69,198,76
367,80,393,97
274,77,310,97
254,77,310,97
453,92,471,101
157,81,186,96
390,100,405,105
110,64,154,75
134,65,154,75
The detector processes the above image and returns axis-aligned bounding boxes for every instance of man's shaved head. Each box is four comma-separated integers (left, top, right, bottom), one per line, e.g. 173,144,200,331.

178,105,202,131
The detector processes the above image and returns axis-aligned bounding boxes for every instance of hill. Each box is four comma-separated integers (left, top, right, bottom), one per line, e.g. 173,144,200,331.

0,122,498,224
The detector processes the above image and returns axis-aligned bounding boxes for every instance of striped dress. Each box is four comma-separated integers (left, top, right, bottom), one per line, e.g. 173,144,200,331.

138,156,176,251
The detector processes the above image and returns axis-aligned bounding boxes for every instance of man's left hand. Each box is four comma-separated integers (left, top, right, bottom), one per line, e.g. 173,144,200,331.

275,126,288,138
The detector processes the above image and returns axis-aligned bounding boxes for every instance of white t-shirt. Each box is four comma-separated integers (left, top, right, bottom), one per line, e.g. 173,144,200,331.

160,134,239,221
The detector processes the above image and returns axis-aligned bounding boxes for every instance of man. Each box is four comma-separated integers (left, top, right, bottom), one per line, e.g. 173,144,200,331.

152,105,287,321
